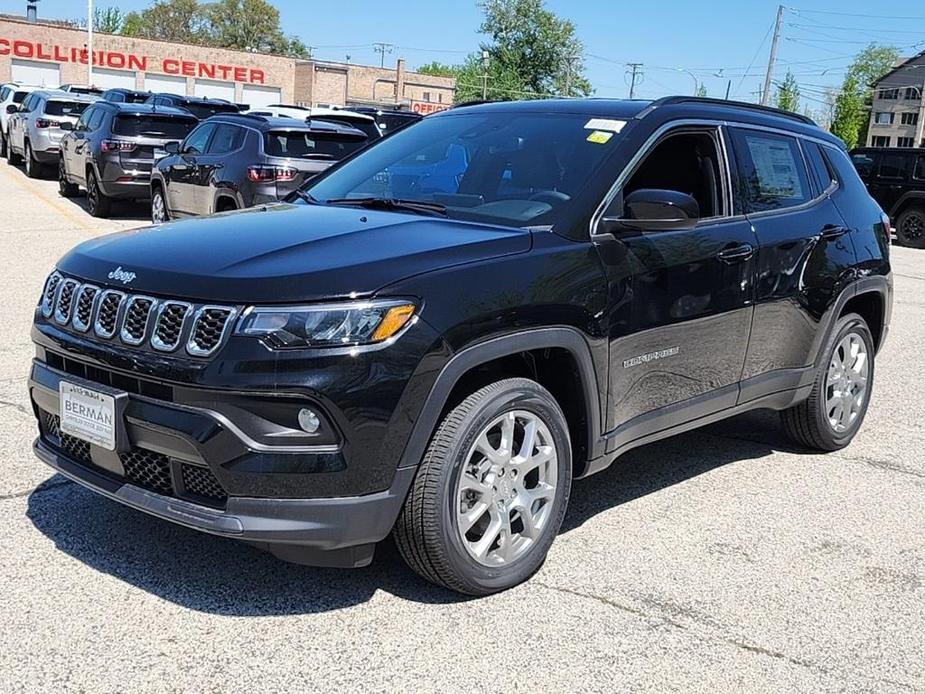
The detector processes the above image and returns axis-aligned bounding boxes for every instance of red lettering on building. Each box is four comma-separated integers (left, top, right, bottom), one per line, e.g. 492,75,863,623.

0,39,9,56
163,58,180,75
12,40,33,58
232,66,246,82
199,63,215,79
250,69,265,84
128,54,147,71
411,101,450,115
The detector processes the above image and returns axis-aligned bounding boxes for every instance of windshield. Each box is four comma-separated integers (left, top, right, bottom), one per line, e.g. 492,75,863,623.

114,114,197,138
265,130,366,159
45,101,90,117
304,111,623,228
185,102,239,119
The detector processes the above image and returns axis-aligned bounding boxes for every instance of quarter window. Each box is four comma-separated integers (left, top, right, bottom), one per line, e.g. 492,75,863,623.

730,129,810,212
86,108,106,131
206,124,245,154
805,142,836,191
914,156,925,180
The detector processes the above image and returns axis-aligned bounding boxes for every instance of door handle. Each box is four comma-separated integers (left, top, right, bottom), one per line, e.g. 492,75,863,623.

820,224,849,240
717,243,755,263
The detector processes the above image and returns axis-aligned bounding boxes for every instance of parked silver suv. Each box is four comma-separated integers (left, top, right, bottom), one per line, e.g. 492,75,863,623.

6,90,95,178
0,83,39,159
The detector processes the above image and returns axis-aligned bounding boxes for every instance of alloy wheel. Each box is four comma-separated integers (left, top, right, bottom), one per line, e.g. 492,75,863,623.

901,212,924,241
825,332,869,433
455,410,558,566
151,191,167,224
87,174,98,213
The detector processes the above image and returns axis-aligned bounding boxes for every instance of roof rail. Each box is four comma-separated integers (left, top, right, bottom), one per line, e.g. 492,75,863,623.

645,96,817,125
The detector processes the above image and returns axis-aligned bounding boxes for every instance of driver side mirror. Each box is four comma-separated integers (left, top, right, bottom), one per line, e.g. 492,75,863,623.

5,104,18,114
598,189,700,235
164,141,180,154
58,121,73,132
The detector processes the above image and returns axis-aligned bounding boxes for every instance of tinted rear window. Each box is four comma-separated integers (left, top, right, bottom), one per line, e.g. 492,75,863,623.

316,116,379,140
44,101,90,117
113,115,197,138
184,102,240,119
264,131,366,160
12,91,29,104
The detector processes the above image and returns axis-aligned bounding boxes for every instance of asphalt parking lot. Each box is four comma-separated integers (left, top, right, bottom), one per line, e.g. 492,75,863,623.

0,162,923,694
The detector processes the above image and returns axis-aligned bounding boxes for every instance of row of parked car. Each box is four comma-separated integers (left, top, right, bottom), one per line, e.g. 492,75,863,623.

0,82,422,221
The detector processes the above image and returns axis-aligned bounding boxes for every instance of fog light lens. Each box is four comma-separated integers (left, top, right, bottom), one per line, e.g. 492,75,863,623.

298,408,321,433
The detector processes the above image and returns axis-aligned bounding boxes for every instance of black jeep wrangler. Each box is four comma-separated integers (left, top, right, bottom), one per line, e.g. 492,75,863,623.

851,146,925,248
30,97,892,595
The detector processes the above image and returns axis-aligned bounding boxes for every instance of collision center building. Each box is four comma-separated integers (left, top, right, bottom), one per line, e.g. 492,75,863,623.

0,15,456,112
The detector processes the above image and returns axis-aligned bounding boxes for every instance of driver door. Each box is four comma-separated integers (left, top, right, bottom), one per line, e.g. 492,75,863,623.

594,125,758,442
163,123,216,217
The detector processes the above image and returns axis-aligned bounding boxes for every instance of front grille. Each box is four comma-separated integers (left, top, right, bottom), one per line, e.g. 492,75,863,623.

54,279,78,325
41,409,227,508
120,447,173,494
72,285,98,332
188,307,234,356
181,463,228,503
152,302,190,351
42,272,236,358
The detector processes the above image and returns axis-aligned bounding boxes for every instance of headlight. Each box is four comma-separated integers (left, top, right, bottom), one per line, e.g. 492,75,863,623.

237,299,417,349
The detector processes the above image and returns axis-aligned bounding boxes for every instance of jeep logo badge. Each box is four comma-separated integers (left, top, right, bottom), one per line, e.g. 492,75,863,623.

107,266,137,285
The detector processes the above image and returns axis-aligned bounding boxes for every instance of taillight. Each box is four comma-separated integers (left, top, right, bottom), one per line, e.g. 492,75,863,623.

101,140,136,153
247,166,298,182
35,119,60,129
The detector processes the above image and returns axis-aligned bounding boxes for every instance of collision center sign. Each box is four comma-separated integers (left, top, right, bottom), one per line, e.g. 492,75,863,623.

411,101,450,115
0,38,267,84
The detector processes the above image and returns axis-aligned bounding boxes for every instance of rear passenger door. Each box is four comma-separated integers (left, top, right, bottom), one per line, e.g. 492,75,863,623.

729,127,857,401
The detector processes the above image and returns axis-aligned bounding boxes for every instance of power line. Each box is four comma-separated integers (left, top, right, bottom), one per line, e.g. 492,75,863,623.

789,6,925,21
626,63,643,98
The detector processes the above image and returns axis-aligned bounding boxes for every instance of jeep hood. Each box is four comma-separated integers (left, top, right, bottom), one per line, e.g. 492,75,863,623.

57,204,532,303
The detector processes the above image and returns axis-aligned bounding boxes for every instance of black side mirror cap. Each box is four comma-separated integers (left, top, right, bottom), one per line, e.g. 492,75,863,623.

598,188,700,235
5,104,18,114
164,141,180,154
58,121,74,131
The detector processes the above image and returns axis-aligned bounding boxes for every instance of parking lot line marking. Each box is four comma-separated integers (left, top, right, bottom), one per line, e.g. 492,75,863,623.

0,163,98,233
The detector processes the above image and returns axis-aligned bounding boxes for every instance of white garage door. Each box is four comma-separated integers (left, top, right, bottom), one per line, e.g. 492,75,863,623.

194,79,235,101
92,68,135,90
242,84,281,109
144,73,187,96
11,59,60,87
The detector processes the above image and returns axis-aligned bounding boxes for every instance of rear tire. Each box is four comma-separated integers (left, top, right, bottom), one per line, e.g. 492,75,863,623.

151,187,169,224
393,378,572,595
24,141,43,178
895,207,925,249
781,313,875,451
0,132,7,159
7,139,21,165
86,169,112,218
58,157,78,197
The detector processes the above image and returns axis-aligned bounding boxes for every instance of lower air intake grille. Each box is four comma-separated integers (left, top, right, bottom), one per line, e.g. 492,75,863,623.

181,464,228,503
119,447,173,495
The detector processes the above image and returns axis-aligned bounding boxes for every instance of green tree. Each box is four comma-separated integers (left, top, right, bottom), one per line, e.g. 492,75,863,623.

831,73,864,148
121,0,209,43
845,44,901,145
93,7,125,33
206,0,282,52
775,70,801,112
477,0,592,98
417,62,461,78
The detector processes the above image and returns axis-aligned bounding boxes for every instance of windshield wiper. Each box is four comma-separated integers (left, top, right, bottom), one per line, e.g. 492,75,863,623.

323,197,447,217
286,190,320,205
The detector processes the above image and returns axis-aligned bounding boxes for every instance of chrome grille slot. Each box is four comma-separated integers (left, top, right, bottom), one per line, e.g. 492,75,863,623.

41,272,62,318
94,290,125,338
188,306,235,357
72,285,99,332
53,279,79,325
152,302,191,352
120,296,156,345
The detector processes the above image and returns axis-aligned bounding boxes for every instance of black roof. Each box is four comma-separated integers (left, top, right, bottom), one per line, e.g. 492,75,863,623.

206,113,367,138
440,96,844,148
96,102,196,118
147,93,235,105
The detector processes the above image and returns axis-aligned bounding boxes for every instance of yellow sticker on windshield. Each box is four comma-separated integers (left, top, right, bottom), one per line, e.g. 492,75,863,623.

586,130,613,144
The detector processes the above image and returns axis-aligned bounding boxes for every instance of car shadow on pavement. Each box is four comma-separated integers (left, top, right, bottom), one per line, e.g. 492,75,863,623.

57,191,153,222
26,408,803,614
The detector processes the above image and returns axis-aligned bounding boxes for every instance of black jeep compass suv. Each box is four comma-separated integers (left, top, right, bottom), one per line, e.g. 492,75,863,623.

29,97,892,595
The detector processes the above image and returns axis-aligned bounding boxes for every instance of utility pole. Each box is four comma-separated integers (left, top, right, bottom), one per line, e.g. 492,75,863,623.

725,80,731,100
373,42,394,69
481,50,490,100
761,5,784,106
626,63,643,99
563,55,578,98
87,0,94,86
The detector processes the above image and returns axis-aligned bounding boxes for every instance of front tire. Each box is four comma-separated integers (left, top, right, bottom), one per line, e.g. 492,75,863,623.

7,139,21,165
24,141,42,178
86,169,112,218
0,132,7,159
394,378,572,595
781,313,875,451
151,186,169,224
58,158,78,197
895,207,925,249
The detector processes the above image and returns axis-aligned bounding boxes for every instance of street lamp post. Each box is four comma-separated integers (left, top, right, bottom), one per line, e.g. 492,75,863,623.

87,0,93,85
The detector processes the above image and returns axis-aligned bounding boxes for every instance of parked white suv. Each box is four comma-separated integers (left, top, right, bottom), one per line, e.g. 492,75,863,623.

0,83,40,159
243,104,381,140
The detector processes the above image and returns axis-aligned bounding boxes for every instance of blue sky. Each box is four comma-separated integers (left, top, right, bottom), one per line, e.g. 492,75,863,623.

4,1,923,110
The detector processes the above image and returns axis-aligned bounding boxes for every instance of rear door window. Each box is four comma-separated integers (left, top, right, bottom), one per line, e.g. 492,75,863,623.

730,128,811,212
206,124,246,154
914,155,925,180
44,101,90,118
851,152,876,179
181,123,216,154
805,142,837,192
114,115,197,139
86,108,106,131
264,130,365,160
876,152,909,180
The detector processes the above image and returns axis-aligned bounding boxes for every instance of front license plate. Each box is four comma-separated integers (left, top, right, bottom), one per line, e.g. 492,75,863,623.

59,382,116,451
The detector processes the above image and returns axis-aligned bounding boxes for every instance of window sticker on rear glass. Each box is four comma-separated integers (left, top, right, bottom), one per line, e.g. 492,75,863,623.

584,118,627,133
745,136,805,200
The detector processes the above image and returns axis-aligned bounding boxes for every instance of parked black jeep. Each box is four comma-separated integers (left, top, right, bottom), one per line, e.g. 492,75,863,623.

851,146,925,247
30,97,892,595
